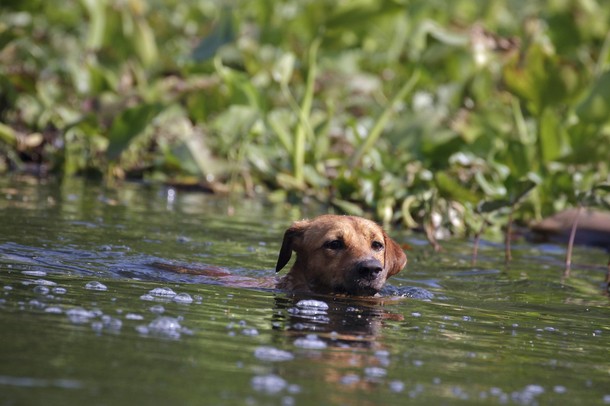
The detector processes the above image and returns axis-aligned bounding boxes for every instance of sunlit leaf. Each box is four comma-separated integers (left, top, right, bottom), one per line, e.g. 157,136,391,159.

272,52,295,87
133,17,159,67
331,198,365,216
0,123,17,147
81,0,107,49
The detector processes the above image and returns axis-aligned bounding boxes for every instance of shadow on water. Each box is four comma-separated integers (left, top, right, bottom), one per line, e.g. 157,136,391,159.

1,177,610,405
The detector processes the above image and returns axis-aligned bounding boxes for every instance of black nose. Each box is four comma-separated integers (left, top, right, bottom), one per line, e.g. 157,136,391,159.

357,259,383,280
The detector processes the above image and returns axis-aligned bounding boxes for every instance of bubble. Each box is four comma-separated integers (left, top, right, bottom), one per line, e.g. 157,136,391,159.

296,299,329,310
149,305,165,314
364,367,387,378
148,287,177,297
254,346,294,362
145,316,184,339
173,293,193,304
340,374,360,385
125,313,144,320
251,374,287,394
85,281,107,291
293,334,327,349
100,315,122,331
52,287,67,295
45,306,63,314
25,279,57,286
33,286,49,295
242,328,259,336
66,308,97,324
22,270,47,277
511,384,545,404
389,380,405,393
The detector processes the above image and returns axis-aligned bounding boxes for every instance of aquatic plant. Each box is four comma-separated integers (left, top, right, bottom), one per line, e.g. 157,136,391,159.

1,0,609,242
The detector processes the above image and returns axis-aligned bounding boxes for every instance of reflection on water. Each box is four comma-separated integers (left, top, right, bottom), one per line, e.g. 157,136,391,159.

1,177,610,405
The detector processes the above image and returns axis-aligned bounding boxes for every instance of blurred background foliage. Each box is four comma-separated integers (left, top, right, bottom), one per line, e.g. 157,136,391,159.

1,0,609,238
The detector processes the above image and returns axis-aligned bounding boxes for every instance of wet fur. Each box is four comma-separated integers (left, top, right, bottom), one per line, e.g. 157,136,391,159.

275,215,407,296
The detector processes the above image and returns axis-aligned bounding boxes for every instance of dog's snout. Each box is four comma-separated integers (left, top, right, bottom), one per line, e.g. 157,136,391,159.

357,259,383,280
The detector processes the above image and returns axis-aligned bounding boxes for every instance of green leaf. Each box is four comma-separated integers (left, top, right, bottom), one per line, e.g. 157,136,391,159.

106,103,163,161
192,8,234,62
509,178,538,204
0,123,17,147
576,70,610,124
133,17,159,67
593,183,610,193
434,171,479,204
81,0,107,50
477,199,511,214
331,198,365,216
538,107,568,163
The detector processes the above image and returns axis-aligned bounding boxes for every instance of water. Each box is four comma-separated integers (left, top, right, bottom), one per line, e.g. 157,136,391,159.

1,177,609,405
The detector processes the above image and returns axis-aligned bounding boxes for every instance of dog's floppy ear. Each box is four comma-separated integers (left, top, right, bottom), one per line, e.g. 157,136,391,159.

275,221,307,273
383,231,407,277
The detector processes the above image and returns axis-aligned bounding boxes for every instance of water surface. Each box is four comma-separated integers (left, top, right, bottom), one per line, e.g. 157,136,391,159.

1,177,609,405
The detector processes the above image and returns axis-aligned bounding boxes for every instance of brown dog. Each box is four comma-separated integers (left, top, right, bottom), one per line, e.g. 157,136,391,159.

275,215,407,296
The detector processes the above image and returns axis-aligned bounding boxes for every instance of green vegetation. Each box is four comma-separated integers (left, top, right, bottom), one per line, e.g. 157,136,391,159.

1,0,610,237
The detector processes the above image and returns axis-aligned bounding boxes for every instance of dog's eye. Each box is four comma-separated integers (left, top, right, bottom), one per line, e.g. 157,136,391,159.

372,241,384,251
323,239,345,250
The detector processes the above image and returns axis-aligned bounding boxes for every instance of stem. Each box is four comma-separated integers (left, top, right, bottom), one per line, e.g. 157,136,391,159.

505,206,514,263
349,70,420,169
604,257,610,296
293,38,320,185
472,232,480,265
564,205,583,278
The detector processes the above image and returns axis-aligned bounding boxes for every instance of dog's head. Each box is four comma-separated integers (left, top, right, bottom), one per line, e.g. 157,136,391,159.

275,215,407,296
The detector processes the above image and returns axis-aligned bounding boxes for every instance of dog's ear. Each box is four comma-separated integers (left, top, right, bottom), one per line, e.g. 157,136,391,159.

383,231,407,277
275,221,307,273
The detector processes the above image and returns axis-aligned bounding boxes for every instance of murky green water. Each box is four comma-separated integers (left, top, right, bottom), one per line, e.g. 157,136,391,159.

1,177,609,405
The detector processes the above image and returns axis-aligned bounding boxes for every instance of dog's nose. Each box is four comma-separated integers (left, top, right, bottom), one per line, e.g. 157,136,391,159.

357,259,383,280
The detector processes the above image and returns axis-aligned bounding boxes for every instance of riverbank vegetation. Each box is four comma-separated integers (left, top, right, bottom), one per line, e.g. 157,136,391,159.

1,0,609,239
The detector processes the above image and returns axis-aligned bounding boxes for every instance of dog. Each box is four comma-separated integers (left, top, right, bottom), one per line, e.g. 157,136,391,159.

275,215,407,296
154,214,407,297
